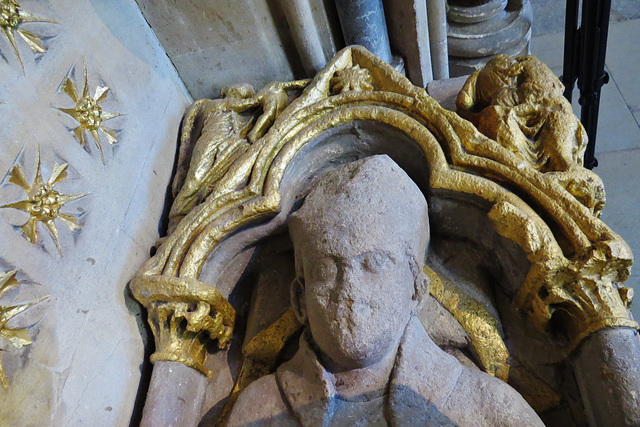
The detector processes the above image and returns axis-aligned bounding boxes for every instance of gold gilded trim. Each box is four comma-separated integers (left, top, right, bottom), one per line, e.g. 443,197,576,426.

425,266,510,381
132,46,636,375
131,275,235,376
0,271,48,389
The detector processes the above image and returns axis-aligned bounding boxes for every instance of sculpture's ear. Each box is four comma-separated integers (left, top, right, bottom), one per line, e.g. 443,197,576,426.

290,277,307,324
412,268,430,313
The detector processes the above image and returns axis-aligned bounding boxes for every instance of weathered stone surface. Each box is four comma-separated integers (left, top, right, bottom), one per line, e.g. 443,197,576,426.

0,0,191,424
448,0,508,24
447,0,532,76
427,0,450,79
420,296,469,349
335,0,392,63
573,328,640,426
384,0,433,86
448,4,532,58
427,75,468,110
226,155,543,426
135,0,302,99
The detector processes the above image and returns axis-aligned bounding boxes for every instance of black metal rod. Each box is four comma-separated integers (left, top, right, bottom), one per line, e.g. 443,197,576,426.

578,0,611,169
562,0,580,102
561,0,611,169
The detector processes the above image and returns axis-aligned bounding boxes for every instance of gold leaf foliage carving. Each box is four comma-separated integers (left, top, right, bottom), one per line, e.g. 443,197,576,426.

0,0,55,69
57,60,121,164
133,275,235,376
1,148,87,253
0,271,47,389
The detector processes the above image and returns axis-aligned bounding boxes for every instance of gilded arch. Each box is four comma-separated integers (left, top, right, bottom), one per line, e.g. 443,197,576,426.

131,46,636,403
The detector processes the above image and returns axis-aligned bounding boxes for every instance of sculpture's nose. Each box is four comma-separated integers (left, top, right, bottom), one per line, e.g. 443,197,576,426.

330,264,363,304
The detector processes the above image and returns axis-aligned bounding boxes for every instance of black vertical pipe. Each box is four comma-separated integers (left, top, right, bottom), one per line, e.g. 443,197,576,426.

562,0,580,102
578,0,611,169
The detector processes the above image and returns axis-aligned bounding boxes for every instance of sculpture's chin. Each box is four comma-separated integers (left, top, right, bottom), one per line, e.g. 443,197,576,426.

331,341,389,369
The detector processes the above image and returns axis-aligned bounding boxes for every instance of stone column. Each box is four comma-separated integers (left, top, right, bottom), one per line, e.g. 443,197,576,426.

427,0,450,80
447,0,532,76
385,0,433,86
140,362,207,427
335,0,393,63
280,0,328,75
573,328,640,426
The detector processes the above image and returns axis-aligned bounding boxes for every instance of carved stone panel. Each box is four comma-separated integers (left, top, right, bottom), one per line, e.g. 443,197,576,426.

0,0,191,424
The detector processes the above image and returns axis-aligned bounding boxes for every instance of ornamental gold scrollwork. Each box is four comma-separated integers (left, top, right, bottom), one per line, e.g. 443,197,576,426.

457,53,635,350
134,77,311,373
168,79,310,233
132,46,636,388
330,64,373,94
131,275,235,376
457,54,605,216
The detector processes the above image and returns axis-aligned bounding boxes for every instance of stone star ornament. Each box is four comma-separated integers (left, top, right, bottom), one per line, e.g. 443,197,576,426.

0,270,47,388
58,61,121,163
0,0,55,69
1,149,86,253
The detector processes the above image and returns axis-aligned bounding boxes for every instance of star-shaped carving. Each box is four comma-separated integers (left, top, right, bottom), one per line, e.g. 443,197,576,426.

0,270,47,388
0,0,55,69
57,61,121,163
330,65,374,94
1,148,87,253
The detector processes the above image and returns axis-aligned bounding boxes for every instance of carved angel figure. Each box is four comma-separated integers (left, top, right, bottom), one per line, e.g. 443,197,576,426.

456,54,606,216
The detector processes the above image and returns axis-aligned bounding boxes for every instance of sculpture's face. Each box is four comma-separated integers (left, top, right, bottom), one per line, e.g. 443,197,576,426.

299,228,416,370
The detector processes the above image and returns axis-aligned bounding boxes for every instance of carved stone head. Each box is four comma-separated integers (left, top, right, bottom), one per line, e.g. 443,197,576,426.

288,155,430,371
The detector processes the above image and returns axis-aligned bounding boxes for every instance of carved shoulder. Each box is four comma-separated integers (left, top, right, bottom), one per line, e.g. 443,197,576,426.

445,368,544,427
226,374,298,427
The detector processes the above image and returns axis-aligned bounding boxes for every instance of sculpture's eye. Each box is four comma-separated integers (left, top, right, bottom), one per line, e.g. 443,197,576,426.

312,258,337,283
361,251,394,273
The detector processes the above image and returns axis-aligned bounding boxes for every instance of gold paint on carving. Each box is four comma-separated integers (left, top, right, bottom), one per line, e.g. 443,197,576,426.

168,80,310,233
133,46,636,376
330,64,373,94
0,0,55,69
427,265,564,411
488,202,637,351
0,271,47,389
218,308,301,425
456,54,605,217
131,275,235,376
1,148,86,253
426,265,510,381
58,60,121,164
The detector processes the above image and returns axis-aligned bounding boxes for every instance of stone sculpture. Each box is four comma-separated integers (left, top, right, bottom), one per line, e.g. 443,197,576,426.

456,54,605,215
227,155,543,426
131,46,640,426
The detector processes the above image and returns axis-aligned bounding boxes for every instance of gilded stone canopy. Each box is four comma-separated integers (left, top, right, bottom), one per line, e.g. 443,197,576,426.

130,46,637,419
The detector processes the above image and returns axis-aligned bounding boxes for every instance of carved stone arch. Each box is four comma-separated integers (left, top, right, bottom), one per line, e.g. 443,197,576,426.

131,46,637,419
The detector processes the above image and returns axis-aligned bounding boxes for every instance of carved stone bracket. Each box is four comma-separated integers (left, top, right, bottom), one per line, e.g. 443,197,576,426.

131,275,235,376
